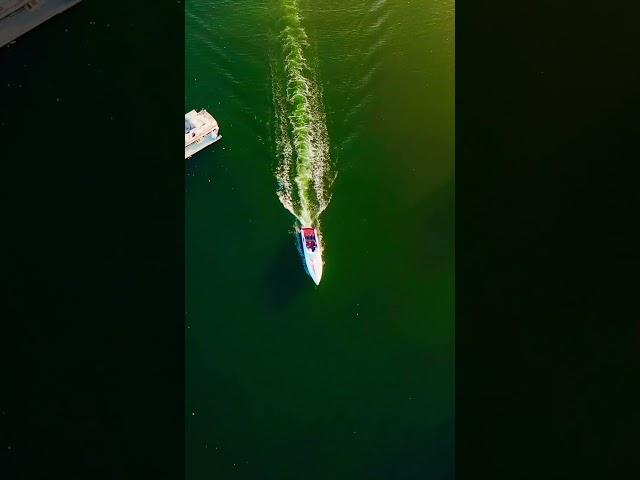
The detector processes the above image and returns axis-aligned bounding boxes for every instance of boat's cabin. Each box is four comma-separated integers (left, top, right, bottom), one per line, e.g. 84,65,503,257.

185,118,196,141
185,110,218,144
302,229,317,252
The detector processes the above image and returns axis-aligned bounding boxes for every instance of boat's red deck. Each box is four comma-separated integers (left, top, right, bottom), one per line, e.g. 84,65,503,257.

302,228,317,251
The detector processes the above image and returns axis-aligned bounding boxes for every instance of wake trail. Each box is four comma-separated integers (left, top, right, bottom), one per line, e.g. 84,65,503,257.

272,0,332,229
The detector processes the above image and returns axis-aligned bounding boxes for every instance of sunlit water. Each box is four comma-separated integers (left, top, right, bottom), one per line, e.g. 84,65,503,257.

186,0,454,478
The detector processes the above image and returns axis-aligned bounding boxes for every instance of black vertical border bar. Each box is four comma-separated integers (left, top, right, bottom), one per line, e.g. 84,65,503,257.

457,1,639,479
1,2,185,478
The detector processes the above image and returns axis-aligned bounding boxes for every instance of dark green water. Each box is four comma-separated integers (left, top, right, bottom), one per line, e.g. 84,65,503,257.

186,0,454,478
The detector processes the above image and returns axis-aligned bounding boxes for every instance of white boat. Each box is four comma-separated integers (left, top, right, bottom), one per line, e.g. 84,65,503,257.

300,227,323,285
1,0,82,48
185,109,221,159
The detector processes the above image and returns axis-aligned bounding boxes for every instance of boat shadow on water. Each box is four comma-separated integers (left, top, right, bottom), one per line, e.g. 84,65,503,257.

262,235,308,311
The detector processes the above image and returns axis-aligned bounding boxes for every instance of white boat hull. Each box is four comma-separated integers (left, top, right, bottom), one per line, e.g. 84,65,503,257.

185,131,221,159
185,109,221,159
300,228,323,285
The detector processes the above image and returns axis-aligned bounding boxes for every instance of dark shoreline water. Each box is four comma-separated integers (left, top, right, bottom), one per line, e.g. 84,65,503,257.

186,1,454,477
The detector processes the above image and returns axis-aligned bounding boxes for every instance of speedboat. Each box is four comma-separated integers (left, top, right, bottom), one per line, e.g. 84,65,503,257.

300,227,323,285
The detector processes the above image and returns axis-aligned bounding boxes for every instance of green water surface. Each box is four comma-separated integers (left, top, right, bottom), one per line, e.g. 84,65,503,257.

186,1,454,478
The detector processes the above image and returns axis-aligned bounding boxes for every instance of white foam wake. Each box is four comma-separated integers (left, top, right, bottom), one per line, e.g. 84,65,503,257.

272,0,332,228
